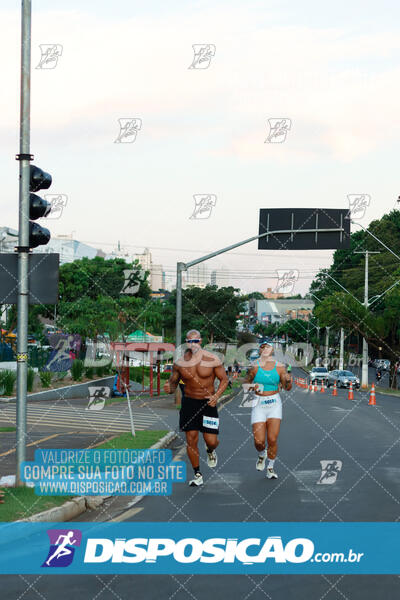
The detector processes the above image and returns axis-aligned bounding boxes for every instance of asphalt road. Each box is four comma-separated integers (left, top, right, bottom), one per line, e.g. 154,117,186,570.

1,368,400,598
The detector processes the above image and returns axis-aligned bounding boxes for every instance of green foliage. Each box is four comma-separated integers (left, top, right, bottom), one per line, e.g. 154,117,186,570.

27,368,35,392
84,366,94,379
39,371,52,388
95,365,105,377
0,370,17,396
71,359,84,381
59,257,151,303
165,285,244,343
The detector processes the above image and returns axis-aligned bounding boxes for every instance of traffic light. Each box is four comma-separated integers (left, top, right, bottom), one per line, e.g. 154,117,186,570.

29,165,52,248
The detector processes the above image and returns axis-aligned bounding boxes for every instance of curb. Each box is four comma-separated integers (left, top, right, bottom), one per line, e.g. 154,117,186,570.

16,431,177,523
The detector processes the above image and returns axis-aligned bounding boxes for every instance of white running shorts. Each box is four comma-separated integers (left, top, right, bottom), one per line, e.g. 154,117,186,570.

251,393,282,423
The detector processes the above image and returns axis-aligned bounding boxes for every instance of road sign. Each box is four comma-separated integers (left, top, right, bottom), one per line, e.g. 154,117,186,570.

258,208,350,250
0,253,59,304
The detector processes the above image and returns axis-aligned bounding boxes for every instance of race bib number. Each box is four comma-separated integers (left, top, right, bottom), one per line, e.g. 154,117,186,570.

260,397,277,407
203,416,219,429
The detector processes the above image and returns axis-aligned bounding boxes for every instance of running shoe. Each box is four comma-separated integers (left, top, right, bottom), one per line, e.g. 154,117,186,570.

266,467,278,479
189,473,204,487
256,455,266,471
206,450,218,468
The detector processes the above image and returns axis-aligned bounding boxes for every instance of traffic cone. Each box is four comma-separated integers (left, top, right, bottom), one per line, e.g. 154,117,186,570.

368,383,376,406
320,380,325,393
313,380,317,392
309,380,312,392
332,381,337,396
348,381,354,400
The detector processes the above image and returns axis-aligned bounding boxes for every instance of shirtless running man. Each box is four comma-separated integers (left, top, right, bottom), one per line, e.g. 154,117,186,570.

164,329,229,487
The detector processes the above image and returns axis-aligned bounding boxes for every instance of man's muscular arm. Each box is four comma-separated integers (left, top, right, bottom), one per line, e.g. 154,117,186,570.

163,364,181,395
206,364,229,407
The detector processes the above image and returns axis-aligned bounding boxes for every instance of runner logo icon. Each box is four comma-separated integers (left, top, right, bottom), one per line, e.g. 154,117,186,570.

42,529,82,568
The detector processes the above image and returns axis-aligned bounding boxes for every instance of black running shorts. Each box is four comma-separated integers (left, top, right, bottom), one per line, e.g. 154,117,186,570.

179,396,219,434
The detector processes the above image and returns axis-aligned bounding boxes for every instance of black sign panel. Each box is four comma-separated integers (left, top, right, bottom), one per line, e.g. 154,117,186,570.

0,253,59,304
258,208,350,250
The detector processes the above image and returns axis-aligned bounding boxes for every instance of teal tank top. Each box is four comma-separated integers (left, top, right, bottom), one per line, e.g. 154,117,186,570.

253,360,280,391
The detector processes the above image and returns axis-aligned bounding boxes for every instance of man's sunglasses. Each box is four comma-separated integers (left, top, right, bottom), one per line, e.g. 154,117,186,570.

186,339,201,344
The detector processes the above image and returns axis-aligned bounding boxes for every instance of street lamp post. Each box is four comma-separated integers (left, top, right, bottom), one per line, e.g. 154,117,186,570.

339,327,345,370
324,326,331,367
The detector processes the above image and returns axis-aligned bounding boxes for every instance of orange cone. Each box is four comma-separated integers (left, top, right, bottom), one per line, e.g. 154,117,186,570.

309,380,312,391
313,380,317,392
320,380,325,393
332,381,337,396
369,383,376,406
348,381,354,400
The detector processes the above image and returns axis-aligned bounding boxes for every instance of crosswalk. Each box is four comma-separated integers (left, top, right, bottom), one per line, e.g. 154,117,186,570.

0,403,162,434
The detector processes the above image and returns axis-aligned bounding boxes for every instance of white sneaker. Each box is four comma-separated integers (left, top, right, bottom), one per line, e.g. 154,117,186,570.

189,473,204,487
256,455,266,471
266,467,278,479
206,450,218,468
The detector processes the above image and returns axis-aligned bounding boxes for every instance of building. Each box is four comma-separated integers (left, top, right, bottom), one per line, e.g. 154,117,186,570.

210,267,230,288
1,228,100,264
0,227,18,253
132,248,164,292
249,298,314,326
262,287,285,299
183,263,208,289
34,235,98,264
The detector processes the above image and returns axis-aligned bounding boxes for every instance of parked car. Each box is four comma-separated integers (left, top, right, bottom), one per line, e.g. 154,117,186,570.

163,364,173,373
327,370,360,389
310,367,329,385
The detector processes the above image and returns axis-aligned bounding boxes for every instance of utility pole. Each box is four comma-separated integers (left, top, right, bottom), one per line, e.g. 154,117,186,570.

15,0,32,486
339,327,344,370
175,220,347,348
324,326,331,366
355,250,380,389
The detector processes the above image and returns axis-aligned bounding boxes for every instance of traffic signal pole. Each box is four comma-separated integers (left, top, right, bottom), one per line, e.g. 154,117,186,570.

175,224,346,347
16,0,32,485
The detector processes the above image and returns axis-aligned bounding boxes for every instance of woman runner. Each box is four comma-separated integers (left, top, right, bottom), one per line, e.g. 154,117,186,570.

244,342,292,479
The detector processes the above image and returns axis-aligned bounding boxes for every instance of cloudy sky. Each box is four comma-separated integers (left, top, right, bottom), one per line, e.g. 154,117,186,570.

1,0,400,294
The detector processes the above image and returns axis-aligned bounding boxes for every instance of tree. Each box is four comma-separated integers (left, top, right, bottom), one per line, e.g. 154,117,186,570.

59,256,151,303
165,285,245,343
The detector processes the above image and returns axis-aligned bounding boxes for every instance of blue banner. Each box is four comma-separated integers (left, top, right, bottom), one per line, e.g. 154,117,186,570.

20,449,186,496
0,522,399,574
